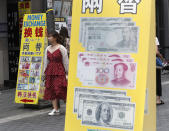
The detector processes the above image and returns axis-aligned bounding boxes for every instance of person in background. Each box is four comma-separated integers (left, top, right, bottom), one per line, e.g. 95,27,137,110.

43,31,69,115
59,27,70,56
156,37,165,105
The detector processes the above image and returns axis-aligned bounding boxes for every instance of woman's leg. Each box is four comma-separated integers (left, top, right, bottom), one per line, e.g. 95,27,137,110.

52,99,59,110
48,99,60,115
156,69,163,104
57,100,60,109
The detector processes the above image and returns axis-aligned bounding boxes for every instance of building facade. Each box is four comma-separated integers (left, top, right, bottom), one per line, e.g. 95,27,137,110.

0,0,168,89
0,0,72,89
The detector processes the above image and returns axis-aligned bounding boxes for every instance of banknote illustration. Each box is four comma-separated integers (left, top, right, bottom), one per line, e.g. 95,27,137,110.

82,100,135,130
80,17,132,24
73,87,127,113
78,52,131,59
80,22,136,44
78,55,134,66
77,56,134,78
85,26,139,53
77,94,131,119
76,52,137,89
79,17,132,39
77,52,132,79
79,62,137,89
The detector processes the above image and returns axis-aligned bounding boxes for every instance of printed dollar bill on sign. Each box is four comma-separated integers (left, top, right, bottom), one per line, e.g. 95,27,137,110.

82,100,135,130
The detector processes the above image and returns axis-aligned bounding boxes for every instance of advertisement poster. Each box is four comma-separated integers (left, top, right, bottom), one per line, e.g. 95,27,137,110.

65,0,155,131
67,16,72,37
15,13,47,104
54,17,67,33
54,0,62,17
18,1,31,34
61,1,72,17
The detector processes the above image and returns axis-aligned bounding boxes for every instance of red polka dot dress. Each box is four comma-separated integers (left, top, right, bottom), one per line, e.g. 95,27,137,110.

43,45,68,101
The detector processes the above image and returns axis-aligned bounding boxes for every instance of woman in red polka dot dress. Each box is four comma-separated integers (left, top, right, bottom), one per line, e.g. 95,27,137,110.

43,31,69,116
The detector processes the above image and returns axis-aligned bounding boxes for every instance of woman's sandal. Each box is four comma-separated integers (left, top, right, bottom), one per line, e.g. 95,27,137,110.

157,100,165,105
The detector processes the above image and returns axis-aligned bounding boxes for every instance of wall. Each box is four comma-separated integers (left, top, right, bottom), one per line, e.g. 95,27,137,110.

0,0,9,87
156,0,169,60
31,0,47,13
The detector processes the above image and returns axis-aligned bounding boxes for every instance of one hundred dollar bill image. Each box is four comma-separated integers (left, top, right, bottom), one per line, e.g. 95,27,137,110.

73,87,127,113
84,26,139,53
77,94,131,119
82,100,135,130
80,22,136,44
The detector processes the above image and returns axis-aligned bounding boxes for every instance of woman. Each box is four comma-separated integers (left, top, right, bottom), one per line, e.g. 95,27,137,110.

156,37,165,105
43,31,69,115
59,27,70,56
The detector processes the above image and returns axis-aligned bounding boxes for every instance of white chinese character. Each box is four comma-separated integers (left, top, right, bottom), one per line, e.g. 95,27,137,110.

82,0,103,14
117,0,141,14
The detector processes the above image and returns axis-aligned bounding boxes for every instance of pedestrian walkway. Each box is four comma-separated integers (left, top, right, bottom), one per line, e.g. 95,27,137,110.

0,89,65,131
0,112,65,131
157,70,169,131
1,71,169,131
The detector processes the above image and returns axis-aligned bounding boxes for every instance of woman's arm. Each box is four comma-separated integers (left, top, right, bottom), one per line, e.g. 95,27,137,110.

43,46,49,73
156,45,165,62
60,45,69,74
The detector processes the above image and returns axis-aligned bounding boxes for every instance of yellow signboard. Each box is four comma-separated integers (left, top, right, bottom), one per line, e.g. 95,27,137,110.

15,13,47,104
65,0,155,131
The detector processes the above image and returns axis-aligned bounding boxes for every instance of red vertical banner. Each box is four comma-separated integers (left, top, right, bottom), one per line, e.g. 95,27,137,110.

18,1,31,35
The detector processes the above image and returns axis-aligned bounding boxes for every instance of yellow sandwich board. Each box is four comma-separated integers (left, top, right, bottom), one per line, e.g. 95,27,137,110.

15,13,47,104
65,0,155,131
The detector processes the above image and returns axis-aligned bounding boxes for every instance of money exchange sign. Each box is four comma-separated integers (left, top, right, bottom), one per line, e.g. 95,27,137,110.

15,13,47,104
65,0,156,131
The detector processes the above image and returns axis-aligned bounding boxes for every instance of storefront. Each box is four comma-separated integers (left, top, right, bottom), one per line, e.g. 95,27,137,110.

0,0,72,89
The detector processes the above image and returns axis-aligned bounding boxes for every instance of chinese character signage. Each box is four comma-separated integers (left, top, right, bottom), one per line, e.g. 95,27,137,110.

65,0,156,131
18,1,31,34
15,13,47,104
82,0,103,14
117,0,141,14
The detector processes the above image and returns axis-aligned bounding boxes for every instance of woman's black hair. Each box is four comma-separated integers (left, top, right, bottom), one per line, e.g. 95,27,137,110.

48,31,64,45
59,27,69,39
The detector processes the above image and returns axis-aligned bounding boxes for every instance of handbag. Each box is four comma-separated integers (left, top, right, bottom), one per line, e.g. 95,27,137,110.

156,57,163,67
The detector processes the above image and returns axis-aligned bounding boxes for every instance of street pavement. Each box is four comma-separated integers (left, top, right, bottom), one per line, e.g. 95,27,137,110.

0,89,65,131
157,70,169,131
0,71,169,131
